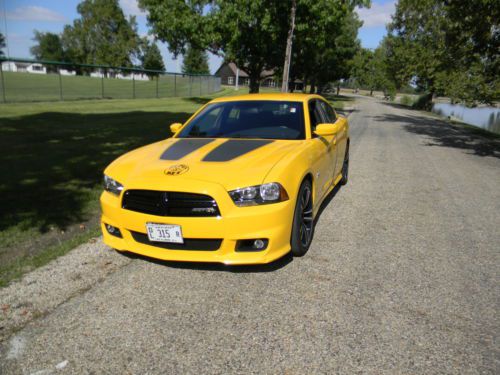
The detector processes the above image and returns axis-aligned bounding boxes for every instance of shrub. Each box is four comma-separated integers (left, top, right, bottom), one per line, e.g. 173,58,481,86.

412,93,433,110
400,95,414,106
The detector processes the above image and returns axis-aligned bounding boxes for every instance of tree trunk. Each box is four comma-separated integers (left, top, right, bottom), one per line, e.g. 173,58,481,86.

302,77,307,93
336,85,340,96
249,75,260,93
309,79,316,94
281,0,296,93
370,88,373,96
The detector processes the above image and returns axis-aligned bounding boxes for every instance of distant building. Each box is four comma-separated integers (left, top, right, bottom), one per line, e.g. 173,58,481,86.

116,72,149,81
59,69,76,76
214,62,303,91
1,61,47,74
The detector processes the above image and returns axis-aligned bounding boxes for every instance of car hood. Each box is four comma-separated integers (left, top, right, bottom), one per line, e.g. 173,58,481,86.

105,138,303,191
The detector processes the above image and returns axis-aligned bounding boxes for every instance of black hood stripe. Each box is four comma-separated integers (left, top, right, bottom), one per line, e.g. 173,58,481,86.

160,139,215,160
202,140,274,162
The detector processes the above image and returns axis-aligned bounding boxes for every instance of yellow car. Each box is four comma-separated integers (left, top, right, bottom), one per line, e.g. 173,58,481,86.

100,93,349,264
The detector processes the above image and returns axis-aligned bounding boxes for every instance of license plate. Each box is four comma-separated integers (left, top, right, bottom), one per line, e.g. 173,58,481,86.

146,223,184,244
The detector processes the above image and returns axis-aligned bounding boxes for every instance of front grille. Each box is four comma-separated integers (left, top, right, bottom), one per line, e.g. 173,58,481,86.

122,190,220,217
130,231,222,251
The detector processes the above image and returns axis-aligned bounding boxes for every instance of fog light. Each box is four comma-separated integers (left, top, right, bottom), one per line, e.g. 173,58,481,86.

105,223,122,238
236,239,269,252
254,239,265,249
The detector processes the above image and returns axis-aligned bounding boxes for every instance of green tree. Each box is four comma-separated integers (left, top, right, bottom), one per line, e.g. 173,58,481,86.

140,0,369,93
62,0,140,67
0,33,5,57
140,39,165,72
215,0,290,92
182,45,210,74
388,0,499,105
140,0,289,93
289,1,368,93
30,31,65,61
350,46,394,96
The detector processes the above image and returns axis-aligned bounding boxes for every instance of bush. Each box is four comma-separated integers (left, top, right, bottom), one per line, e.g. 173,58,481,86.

400,95,414,107
412,93,433,110
386,87,396,101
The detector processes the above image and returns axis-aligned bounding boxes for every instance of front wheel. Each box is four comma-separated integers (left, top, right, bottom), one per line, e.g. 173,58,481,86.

290,179,314,256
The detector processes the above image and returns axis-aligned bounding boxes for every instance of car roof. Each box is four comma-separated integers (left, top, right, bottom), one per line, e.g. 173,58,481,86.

209,92,325,104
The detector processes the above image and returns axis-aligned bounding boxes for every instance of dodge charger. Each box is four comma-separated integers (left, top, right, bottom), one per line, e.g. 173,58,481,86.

100,93,349,264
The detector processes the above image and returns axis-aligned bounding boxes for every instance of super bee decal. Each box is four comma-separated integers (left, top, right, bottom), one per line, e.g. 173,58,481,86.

164,164,190,176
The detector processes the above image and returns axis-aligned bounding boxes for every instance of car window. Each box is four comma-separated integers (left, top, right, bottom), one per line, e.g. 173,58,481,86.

183,106,223,137
308,100,324,133
178,101,305,140
318,100,337,123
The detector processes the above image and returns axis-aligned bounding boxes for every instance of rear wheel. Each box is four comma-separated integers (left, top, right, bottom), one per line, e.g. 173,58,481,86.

290,179,314,256
341,144,349,185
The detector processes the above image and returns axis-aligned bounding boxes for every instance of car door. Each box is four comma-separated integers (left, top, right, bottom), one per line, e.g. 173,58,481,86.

307,99,336,202
318,100,346,180
317,100,340,180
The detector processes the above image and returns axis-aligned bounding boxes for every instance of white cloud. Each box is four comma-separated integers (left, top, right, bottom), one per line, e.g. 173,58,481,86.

120,0,147,18
4,6,66,22
357,1,396,28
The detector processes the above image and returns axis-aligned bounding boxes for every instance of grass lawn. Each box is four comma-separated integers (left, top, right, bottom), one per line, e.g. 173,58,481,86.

0,86,348,286
0,71,218,102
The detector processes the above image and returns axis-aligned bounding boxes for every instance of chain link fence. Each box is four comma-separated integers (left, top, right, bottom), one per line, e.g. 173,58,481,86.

0,58,221,103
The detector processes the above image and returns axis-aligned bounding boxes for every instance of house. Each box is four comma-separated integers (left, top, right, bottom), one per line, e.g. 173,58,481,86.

116,72,149,81
90,70,106,78
1,61,47,74
214,62,303,91
215,62,277,88
59,69,76,76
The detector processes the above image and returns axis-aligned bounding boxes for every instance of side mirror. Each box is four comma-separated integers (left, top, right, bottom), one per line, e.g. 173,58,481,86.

314,123,338,136
170,123,182,134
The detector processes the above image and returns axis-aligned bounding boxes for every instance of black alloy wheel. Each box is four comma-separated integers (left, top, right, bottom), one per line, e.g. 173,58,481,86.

290,179,314,256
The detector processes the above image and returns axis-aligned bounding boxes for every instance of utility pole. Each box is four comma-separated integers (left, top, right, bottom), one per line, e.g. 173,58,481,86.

235,68,239,90
2,0,10,58
281,0,296,93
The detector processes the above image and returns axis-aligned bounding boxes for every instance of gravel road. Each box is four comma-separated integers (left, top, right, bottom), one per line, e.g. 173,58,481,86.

1,96,499,374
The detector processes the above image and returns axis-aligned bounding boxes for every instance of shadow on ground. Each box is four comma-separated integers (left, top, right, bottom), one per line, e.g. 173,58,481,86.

373,109,500,159
0,110,192,234
121,250,294,273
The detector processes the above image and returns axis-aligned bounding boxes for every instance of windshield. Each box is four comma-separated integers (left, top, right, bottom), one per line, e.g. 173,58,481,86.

177,100,305,140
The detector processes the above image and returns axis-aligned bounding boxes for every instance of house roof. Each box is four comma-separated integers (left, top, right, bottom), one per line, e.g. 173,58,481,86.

2,61,31,68
216,62,276,79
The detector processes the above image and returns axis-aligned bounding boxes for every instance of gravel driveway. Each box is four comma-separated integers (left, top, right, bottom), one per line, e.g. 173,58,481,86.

1,96,499,374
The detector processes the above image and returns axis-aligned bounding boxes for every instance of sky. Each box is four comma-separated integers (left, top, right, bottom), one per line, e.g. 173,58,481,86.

0,0,396,74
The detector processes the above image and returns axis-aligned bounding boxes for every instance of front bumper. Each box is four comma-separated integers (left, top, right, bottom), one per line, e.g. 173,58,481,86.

100,179,294,265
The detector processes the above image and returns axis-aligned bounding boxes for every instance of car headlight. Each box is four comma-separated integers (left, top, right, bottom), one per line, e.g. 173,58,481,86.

104,175,124,196
229,182,289,206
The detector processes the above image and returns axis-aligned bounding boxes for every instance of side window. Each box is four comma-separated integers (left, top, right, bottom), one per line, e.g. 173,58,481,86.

318,100,337,123
308,100,324,133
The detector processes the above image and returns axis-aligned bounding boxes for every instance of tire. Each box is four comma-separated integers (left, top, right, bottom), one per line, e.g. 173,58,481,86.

290,179,314,256
341,144,349,185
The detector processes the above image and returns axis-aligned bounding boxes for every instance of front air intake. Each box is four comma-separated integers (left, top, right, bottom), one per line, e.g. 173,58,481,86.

122,190,220,217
